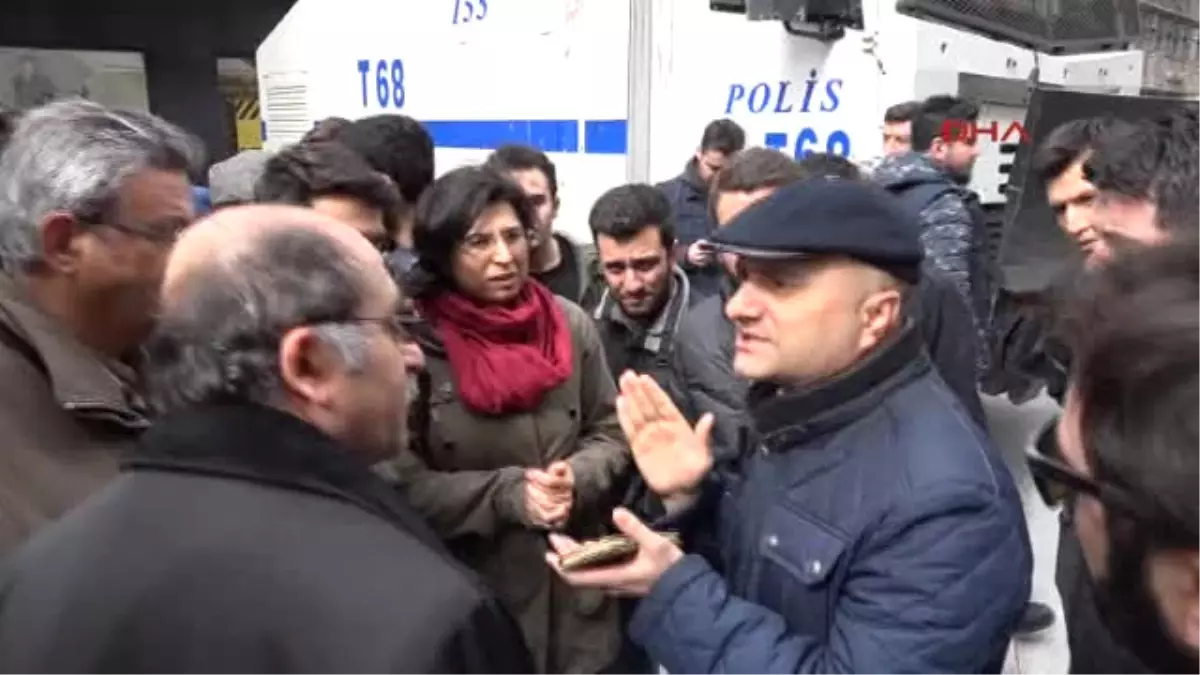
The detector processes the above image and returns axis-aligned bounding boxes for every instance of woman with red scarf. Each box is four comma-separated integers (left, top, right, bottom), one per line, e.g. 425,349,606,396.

386,166,630,674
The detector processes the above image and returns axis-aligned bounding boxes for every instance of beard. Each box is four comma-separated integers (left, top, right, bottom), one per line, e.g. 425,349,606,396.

1094,519,1199,674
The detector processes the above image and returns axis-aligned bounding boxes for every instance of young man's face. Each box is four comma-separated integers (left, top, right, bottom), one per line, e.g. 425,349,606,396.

595,226,673,319
1045,157,1109,265
882,120,912,156
505,168,557,248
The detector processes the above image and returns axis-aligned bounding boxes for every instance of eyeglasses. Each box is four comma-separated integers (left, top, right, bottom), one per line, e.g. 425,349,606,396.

1028,418,1135,512
333,313,417,344
460,225,528,258
92,219,188,246
1026,418,1199,543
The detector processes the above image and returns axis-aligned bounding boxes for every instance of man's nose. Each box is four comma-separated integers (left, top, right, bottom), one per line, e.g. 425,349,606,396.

725,284,756,323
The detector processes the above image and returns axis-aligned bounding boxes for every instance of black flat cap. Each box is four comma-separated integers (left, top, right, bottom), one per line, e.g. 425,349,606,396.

710,177,924,284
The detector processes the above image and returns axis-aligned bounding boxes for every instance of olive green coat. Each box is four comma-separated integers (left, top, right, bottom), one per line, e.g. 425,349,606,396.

384,297,630,674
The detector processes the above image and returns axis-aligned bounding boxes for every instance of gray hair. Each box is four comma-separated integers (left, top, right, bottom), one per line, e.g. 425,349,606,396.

144,226,374,414
0,98,200,273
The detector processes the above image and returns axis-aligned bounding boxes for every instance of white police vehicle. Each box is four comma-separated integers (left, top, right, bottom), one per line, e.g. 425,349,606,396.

256,0,1144,243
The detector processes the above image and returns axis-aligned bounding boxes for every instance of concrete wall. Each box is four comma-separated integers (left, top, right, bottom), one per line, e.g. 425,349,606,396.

0,0,294,173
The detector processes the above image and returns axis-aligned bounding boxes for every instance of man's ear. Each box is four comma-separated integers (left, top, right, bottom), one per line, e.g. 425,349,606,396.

278,327,341,408
859,286,903,351
39,212,86,275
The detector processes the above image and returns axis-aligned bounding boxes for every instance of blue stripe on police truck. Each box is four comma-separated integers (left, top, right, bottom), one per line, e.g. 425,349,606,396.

422,119,628,155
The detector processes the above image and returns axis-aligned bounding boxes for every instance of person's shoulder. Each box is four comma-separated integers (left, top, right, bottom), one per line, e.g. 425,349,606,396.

555,293,598,337
678,290,725,335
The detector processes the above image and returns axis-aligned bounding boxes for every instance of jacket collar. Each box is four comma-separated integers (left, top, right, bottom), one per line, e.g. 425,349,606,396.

682,158,708,194
124,402,444,549
0,273,148,428
593,265,690,355
749,321,930,452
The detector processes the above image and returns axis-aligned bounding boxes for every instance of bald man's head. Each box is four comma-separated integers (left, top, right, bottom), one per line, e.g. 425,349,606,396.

145,204,402,414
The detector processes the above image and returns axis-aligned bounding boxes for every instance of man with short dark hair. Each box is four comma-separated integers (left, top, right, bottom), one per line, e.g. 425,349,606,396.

873,95,994,383
672,147,805,459
0,100,198,556
883,100,921,156
657,119,746,302
0,205,534,673
1085,108,1199,250
331,114,436,276
1029,116,1135,266
254,141,403,255
1030,235,1199,674
485,144,595,305
589,183,691,389
587,182,693,674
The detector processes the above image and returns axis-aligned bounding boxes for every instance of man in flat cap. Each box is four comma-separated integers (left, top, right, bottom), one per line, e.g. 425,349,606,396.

549,178,1031,673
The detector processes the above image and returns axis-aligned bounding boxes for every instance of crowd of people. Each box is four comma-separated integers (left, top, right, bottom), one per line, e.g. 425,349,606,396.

0,94,1192,674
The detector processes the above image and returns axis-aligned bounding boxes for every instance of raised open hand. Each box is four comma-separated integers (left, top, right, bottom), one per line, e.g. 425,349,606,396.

616,372,713,498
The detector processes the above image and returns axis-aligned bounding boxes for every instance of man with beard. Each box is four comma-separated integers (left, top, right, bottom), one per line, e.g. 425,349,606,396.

658,119,746,303
1029,235,1198,674
587,183,696,612
873,95,995,386
589,183,694,390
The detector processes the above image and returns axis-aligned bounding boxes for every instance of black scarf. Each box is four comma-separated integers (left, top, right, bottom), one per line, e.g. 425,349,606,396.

124,402,444,552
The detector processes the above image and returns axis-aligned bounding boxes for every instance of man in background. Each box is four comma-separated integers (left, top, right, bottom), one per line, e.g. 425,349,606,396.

657,119,746,303
485,144,596,306
331,114,435,278
873,96,995,387
254,140,403,255
883,100,920,156
0,99,197,555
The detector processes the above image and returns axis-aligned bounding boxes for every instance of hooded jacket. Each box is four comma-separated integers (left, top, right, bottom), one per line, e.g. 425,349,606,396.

873,152,995,377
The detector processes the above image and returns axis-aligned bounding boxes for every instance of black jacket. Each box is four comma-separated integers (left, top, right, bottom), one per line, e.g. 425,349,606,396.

0,403,533,674
658,161,724,302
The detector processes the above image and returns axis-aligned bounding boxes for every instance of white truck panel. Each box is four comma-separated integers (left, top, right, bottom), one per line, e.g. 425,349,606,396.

258,0,628,242
257,0,1147,239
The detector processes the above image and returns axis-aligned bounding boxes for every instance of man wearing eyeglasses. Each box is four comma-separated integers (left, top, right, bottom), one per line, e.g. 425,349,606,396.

0,204,533,673
1027,236,1199,674
0,100,196,557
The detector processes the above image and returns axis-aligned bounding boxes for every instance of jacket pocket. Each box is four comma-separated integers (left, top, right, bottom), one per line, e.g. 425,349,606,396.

755,505,848,638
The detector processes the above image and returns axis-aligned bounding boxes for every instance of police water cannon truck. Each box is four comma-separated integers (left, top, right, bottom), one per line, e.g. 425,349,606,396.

255,0,1145,245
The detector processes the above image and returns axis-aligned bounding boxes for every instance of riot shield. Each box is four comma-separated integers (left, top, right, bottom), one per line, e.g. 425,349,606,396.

997,87,1199,293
